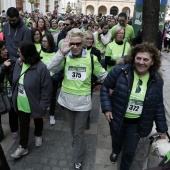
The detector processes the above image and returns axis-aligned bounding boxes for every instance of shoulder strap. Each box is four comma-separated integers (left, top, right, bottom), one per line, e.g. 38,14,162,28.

121,42,126,57
90,54,94,76
12,66,31,92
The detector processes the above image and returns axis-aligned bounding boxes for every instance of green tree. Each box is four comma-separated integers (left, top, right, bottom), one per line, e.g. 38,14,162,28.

28,0,35,12
66,2,72,13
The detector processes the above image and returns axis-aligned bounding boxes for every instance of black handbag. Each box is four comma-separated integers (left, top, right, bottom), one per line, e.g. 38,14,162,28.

0,91,11,114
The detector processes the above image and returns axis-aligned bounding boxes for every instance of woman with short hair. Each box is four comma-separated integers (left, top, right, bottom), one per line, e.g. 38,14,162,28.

105,25,131,72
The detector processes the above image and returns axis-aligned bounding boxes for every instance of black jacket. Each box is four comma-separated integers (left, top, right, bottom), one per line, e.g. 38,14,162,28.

90,46,101,62
0,59,14,92
100,63,168,137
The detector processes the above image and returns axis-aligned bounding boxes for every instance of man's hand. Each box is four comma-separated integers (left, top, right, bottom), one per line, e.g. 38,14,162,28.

60,35,74,56
105,111,113,122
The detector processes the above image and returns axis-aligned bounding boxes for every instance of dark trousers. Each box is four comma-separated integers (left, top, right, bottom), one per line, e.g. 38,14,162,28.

9,108,18,133
0,116,4,140
49,79,58,116
0,144,10,170
18,111,43,149
110,123,140,170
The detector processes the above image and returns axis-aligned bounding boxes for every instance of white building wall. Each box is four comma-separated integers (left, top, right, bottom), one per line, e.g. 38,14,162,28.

58,0,82,14
1,0,16,11
49,0,55,13
23,0,32,13
39,0,46,14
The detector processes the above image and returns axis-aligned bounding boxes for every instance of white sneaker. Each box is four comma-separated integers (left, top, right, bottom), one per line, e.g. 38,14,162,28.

11,145,28,158
50,115,56,125
35,136,42,147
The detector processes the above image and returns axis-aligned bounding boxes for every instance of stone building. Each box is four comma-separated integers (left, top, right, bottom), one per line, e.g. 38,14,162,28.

0,0,58,14
0,0,135,17
82,0,135,17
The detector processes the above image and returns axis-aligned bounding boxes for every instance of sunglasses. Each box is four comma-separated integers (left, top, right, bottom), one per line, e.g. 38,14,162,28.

70,42,82,46
63,23,70,26
135,79,143,93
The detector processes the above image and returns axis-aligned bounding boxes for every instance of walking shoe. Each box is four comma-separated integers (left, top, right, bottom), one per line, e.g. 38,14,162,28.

35,136,42,147
110,152,118,163
74,162,82,170
11,145,28,159
50,115,56,125
12,132,18,139
71,141,75,149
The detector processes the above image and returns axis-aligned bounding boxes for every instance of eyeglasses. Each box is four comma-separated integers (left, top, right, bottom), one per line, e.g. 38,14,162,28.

70,42,82,46
42,40,48,44
135,79,143,93
86,38,93,41
63,23,70,26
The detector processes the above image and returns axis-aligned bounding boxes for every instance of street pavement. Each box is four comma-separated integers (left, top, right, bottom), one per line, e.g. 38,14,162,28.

1,51,170,170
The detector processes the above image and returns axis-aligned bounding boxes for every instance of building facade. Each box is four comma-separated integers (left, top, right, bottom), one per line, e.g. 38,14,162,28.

82,0,135,17
0,0,57,14
0,0,134,17
58,0,82,14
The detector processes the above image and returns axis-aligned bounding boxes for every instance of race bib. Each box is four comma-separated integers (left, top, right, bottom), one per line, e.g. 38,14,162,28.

126,99,143,115
18,84,26,97
67,66,86,81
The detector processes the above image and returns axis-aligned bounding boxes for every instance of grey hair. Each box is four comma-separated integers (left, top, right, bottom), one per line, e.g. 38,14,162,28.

67,28,85,41
84,30,94,39
113,25,125,39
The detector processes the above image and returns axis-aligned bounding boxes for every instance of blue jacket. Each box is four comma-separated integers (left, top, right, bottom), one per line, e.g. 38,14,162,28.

12,60,52,118
100,63,168,138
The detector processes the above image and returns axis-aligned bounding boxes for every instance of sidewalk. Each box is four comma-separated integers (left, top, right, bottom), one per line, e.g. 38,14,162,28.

1,52,170,170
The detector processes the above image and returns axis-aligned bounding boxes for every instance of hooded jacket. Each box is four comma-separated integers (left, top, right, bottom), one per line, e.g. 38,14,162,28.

100,63,168,138
3,18,32,61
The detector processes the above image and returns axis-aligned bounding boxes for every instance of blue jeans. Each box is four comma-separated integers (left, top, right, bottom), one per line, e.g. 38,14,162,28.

111,123,140,170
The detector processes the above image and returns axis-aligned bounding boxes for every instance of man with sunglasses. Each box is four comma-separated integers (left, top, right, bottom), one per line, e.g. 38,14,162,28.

109,12,135,43
48,28,107,170
56,17,74,49
3,7,32,62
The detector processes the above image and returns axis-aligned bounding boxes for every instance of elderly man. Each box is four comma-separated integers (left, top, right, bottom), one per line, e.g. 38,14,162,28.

48,28,107,170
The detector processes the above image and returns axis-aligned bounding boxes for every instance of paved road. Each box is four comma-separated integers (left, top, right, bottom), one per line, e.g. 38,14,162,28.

1,52,170,170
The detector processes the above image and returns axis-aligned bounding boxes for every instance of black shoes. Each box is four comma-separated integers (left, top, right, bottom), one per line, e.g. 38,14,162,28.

110,152,118,163
74,162,82,170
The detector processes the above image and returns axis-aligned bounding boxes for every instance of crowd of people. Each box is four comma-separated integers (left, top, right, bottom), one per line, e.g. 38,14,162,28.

0,6,168,170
